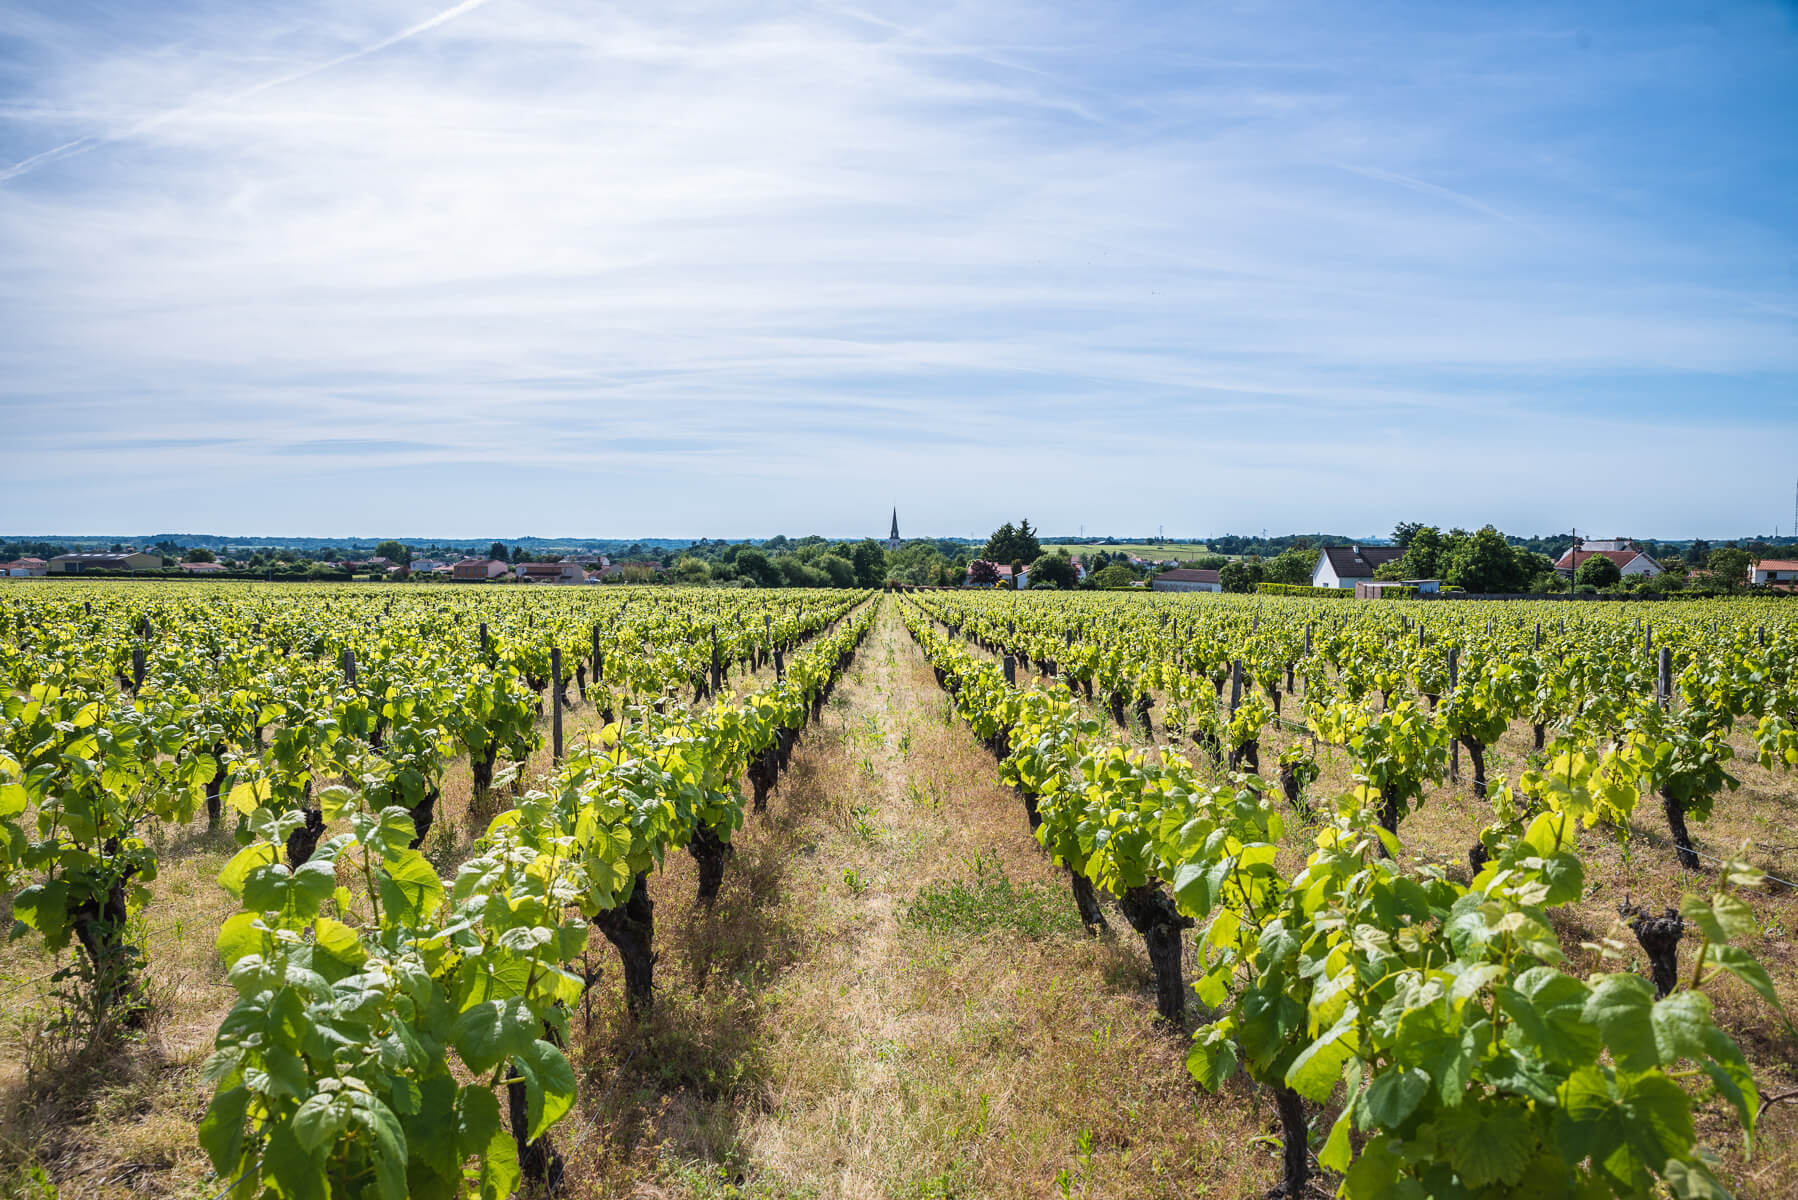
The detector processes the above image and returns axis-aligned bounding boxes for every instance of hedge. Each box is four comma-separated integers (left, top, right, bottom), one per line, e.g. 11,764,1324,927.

1254,582,1352,598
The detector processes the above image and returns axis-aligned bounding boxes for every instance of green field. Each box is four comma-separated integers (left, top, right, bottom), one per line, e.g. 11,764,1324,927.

1051,541,1216,561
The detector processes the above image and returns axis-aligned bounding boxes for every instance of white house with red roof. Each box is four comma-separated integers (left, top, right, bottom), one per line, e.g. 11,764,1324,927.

1552,540,1662,578
1749,559,1798,590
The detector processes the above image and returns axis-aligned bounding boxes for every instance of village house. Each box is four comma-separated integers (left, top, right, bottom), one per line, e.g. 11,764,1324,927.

451,558,511,581
1,557,48,577
1749,559,1798,590
1151,568,1222,593
516,560,589,584
1311,545,1402,589
1552,540,1663,578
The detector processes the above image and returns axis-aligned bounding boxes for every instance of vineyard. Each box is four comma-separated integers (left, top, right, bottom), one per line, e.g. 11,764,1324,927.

0,582,1794,1198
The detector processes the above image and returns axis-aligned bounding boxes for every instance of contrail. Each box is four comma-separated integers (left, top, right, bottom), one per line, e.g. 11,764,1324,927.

0,0,497,184
1332,162,1541,237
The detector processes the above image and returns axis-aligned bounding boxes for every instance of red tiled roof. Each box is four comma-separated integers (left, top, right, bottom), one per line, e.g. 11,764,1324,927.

1554,548,1649,571
1754,559,1798,572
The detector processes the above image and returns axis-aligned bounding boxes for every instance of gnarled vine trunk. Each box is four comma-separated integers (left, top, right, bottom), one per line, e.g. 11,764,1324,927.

407,786,439,849
1117,883,1193,1024
69,851,145,1022
507,1073,565,1190
1272,1084,1309,1198
285,808,326,868
1069,868,1107,935
205,742,226,827
1623,904,1684,997
597,872,656,1016
1661,789,1701,871
687,824,731,903
1459,737,1487,798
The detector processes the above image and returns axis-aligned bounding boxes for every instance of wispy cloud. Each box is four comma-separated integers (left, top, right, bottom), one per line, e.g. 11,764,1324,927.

1,0,1794,537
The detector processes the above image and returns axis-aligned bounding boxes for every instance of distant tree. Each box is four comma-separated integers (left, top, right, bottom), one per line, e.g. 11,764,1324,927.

815,553,857,588
851,540,888,588
510,545,528,564
983,519,1041,565
1709,547,1751,590
968,560,999,586
183,547,216,563
1031,550,1079,589
1185,554,1229,570
375,540,411,565
1090,563,1135,589
778,556,827,587
671,556,711,585
1686,539,1712,569
1575,555,1622,589
1009,559,1025,582
1447,526,1530,593
1391,522,1424,550
1265,547,1314,586
1218,560,1264,593
1397,527,1450,580
734,547,781,588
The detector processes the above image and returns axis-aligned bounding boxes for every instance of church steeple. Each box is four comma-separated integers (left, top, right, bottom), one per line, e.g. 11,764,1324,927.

887,508,900,551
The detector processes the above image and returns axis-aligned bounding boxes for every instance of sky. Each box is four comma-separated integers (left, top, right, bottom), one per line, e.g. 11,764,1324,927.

1,0,1795,542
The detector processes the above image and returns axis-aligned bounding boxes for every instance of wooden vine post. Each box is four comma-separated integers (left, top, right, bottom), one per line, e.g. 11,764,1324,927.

551,646,563,760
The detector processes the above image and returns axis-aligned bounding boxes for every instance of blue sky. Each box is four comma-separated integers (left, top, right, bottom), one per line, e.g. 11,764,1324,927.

2,0,1794,540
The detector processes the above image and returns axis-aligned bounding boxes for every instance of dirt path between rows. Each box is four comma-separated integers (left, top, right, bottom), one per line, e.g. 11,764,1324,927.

565,600,1272,1199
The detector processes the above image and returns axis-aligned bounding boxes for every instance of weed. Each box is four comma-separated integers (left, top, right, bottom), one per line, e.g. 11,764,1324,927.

904,854,1083,939
842,868,868,895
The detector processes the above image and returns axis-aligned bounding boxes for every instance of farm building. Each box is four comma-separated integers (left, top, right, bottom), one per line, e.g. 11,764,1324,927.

1151,568,1222,593
1311,546,1402,590
516,561,589,584
48,551,162,573
2,558,47,577
179,561,228,574
1355,579,1440,599
1750,559,1798,590
452,558,511,581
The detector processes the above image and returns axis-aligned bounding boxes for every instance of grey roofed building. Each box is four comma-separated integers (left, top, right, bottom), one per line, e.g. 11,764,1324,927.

1311,545,1403,589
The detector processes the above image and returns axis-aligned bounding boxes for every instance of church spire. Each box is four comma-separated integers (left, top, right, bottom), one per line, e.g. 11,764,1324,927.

887,508,900,550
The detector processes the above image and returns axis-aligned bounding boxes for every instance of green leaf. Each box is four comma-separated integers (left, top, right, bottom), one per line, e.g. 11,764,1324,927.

1702,944,1783,1013
1284,1012,1358,1102
1434,1101,1535,1188
263,1120,329,1200
1185,1028,1238,1090
1356,1068,1428,1131
1582,974,1658,1073
515,1038,577,1141
1680,893,1756,945
378,849,445,928
1319,1103,1354,1173
12,880,69,945
451,997,538,1074
311,917,366,968
197,1084,251,1175
292,1090,350,1152
216,912,262,969
1664,1157,1731,1199
1649,990,1713,1064
227,777,270,815
217,843,278,900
